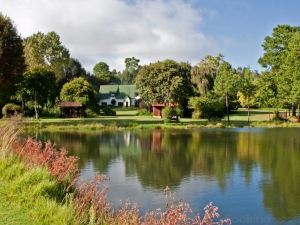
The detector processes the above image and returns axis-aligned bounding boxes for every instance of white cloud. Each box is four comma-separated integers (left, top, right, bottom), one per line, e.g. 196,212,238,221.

1,0,218,71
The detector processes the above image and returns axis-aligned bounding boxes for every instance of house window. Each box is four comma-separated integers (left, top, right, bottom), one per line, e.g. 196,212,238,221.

118,102,123,107
101,102,107,106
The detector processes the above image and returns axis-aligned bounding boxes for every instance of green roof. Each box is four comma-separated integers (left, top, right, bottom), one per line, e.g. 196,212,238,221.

99,85,137,99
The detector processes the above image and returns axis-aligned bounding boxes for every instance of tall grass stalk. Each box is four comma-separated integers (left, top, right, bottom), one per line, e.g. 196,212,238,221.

0,116,23,158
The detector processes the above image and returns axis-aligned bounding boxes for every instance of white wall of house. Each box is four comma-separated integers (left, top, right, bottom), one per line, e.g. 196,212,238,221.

99,96,137,107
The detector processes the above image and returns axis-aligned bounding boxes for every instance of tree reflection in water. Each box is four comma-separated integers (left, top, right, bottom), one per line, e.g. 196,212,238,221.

32,128,300,222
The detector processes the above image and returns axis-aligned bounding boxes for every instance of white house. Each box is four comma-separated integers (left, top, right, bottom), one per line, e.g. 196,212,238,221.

98,85,141,107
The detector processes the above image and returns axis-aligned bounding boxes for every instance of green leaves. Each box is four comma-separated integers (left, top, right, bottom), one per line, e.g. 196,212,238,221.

93,62,113,84
0,14,25,105
258,25,300,109
214,61,239,99
60,77,96,106
191,54,222,95
135,60,192,106
24,31,70,84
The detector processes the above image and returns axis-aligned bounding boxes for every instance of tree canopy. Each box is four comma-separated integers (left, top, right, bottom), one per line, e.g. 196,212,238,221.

135,60,193,106
191,55,222,95
93,62,113,84
0,13,25,106
17,67,57,118
24,31,70,84
121,57,140,84
60,77,96,106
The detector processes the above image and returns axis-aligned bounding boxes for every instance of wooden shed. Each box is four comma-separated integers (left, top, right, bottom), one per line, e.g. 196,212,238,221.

151,103,178,118
58,101,85,118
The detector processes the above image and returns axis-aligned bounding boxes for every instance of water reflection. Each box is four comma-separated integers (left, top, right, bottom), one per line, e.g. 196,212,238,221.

30,128,300,224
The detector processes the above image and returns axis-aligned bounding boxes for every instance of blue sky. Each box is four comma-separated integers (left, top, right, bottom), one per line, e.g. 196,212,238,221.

192,0,300,71
2,0,300,71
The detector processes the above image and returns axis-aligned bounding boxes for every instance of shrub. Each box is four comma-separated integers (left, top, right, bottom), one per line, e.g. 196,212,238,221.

14,139,78,185
2,103,22,118
137,108,151,116
101,107,116,116
162,106,182,122
86,108,98,118
189,96,224,120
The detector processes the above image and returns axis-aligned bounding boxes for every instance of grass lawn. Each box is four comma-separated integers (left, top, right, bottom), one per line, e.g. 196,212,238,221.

2,108,298,132
0,199,31,225
0,156,77,225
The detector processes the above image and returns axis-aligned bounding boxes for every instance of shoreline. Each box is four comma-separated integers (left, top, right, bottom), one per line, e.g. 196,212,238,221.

15,117,300,133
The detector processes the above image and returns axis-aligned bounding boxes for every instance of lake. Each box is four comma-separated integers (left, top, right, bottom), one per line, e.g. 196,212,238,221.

31,128,300,225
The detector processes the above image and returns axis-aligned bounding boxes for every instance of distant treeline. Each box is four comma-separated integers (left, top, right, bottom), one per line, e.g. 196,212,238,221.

1,12,300,119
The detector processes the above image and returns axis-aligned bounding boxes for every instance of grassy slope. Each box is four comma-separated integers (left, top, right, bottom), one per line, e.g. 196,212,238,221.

1,109,299,132
0,156,78,225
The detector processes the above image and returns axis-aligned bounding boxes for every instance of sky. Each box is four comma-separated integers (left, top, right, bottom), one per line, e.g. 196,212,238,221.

1,0,300,72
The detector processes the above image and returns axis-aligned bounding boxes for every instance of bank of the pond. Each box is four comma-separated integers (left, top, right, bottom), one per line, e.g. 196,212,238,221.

17,116,300,133
0,119,231,225
0,156,78,225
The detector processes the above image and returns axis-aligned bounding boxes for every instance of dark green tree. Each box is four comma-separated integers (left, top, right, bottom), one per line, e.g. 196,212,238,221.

258,25,300,114
121,57,140,84
259,25,300,71
279,32,300,116
17,67,57,119
64,58,86,82
135,60,193,108
93,62,112,84
0,14,25,108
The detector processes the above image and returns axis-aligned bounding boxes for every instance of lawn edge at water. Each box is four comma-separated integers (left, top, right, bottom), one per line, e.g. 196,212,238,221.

17,117,300,133
0,118,231,225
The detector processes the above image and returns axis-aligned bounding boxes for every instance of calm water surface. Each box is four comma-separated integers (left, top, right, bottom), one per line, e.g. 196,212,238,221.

32,128,300,225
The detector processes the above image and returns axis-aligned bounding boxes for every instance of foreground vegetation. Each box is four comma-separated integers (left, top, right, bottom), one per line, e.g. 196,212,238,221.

0,118,231,225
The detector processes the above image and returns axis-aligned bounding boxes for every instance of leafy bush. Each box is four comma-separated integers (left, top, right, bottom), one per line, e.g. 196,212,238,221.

137,108,151,116
189,96,225,120
162,106,182,122
86,108,99,118
2,103,22,117
101,107,116,116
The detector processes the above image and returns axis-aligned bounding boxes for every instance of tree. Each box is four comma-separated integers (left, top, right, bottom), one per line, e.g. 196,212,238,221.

60,77,96,107
121,57,140,84
238,67,257,122
188,95,224,120
258,25,300,114
24,31,70,85
0,14,25,107
279,32,300,116
214,61,239,122
135,60,193,107
93,62,112,84
191,55,222,95
64,58,86,81
258,25,300,71
17,67,57,119
256,72,278,107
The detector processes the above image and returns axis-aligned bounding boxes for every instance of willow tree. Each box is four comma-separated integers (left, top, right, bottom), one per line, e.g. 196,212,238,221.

191,54,222,95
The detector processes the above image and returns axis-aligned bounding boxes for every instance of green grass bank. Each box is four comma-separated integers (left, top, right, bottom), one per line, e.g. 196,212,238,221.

11,108,300,133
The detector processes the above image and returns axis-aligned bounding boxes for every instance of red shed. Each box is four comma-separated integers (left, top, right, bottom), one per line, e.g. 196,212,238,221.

58,101,85,118
151,103,178,118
